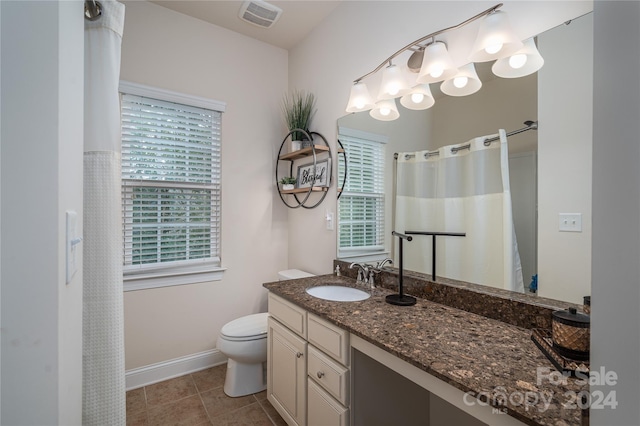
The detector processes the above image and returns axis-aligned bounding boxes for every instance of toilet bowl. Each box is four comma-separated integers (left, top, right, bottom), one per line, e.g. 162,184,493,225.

216,313,269,397
217,269,314,397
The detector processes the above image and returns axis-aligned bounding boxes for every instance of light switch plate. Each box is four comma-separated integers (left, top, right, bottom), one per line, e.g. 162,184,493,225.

326,210,334,231
559,213,582,232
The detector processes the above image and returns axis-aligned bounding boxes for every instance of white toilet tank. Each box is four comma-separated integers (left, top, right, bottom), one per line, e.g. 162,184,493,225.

278,269,314,280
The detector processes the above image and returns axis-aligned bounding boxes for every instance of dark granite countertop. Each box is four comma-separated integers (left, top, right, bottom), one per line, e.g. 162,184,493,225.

264,275,588,426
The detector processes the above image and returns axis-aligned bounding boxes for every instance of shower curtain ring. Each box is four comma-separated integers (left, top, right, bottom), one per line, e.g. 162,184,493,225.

84,0,103,21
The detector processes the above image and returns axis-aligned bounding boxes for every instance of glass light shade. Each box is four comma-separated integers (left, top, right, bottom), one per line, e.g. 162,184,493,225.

416,42,459,84
378,64,411,100
400,84,435,110
440,63,482,97
492,37,544,78
469,10,523,62
369,99,400,121
345,82,375,112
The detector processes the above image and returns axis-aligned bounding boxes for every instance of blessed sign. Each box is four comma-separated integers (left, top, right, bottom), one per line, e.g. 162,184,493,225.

296,159,331,189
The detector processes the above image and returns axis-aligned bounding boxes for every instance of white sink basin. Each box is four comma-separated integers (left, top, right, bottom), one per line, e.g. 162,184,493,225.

306,285,370,302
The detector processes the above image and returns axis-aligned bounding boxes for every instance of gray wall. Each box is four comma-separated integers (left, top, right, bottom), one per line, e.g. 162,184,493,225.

591,1,640,425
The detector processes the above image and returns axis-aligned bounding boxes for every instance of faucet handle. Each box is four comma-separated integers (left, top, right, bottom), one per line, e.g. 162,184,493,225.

376,258,393,269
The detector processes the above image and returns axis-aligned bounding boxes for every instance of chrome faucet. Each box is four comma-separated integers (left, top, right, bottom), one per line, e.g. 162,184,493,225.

349,262,370,283
376,258,393,269
368,259,392,290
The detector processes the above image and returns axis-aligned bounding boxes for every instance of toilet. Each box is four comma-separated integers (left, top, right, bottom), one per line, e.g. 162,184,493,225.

216,269,314,397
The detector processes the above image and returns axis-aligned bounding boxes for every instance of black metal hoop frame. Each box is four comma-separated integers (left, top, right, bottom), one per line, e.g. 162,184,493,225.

276,129,329,209
336,139,347,200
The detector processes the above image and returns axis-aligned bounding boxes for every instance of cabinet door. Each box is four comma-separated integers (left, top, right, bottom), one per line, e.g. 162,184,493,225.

268,317,307,426
307,378,349,426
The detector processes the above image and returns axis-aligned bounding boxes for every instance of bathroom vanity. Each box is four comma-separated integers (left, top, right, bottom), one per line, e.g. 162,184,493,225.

264,273,588,426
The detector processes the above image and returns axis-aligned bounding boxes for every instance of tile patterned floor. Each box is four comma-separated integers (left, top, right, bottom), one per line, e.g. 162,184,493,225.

126,364,287,426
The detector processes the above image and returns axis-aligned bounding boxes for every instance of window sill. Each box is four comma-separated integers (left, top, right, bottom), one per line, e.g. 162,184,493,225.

123,265,226,292
337,251,390,264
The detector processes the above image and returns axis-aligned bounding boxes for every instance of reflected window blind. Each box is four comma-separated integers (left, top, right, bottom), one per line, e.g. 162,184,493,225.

121,93,221,269
338,135,385,255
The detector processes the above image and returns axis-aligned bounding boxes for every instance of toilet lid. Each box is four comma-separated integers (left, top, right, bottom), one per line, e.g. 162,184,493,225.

221,312,269,339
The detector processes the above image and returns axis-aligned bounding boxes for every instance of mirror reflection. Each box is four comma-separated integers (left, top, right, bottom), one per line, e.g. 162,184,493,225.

337,12,593,304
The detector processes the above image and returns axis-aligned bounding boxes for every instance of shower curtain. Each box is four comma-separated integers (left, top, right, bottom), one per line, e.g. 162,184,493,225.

83,1,126,424
395,129,524,292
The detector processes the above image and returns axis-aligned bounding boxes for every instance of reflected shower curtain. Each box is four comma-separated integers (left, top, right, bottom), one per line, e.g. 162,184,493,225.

395,129,524,292
84,1,126,424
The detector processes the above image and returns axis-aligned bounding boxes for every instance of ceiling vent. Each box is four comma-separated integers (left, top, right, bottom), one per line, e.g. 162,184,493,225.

238,1,283,29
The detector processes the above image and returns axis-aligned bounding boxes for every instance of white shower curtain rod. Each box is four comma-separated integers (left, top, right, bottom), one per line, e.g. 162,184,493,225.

394,120,538,160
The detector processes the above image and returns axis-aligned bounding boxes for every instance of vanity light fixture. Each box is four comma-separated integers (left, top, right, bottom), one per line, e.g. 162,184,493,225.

346,3,542,121
440,63,482,97
468,10,523,62
416,41,459,84
378,63,411,100
400,84,435,110
370,99,400,121
345,81,375,112
492,37,544,78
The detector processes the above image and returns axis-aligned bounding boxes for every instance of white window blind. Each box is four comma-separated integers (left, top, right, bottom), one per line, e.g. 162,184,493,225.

338,133,386,257
121,92,222,281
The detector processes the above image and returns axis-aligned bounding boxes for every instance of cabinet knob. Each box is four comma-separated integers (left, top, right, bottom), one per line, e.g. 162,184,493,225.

317,371,324,379
296,352,303,358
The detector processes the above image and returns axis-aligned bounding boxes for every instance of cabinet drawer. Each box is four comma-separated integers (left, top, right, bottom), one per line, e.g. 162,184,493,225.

308,345,349,405
308,313,349,365
269,293,307,338
307,378,349,426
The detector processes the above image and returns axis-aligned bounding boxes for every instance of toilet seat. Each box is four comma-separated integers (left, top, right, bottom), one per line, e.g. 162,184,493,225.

220,312,268,342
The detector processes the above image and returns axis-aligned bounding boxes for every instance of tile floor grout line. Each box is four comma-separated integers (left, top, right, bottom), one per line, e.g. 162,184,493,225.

255,396,279,426
195,382,214,425
142,386,150,424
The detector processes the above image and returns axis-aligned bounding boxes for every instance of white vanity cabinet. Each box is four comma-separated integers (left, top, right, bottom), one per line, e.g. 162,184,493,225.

268,293,350,426
267,294,308,426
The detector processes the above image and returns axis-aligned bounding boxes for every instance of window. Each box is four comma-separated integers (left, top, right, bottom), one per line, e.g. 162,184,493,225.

119,82,226,290
338,128,387,259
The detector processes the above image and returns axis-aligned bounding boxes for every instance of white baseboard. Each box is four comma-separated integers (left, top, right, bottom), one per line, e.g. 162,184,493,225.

125,349,227,391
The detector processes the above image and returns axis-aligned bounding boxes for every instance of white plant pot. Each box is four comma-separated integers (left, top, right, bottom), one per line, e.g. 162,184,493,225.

290,140,302,152
282,184,295,191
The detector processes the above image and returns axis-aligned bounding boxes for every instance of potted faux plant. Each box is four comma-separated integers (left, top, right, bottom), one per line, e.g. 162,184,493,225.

279,176,297,191
282,90,317,151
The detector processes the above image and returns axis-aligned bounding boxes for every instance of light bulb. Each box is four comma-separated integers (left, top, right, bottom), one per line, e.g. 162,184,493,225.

453,76,468,88
380,107,391,116
485,42,503,55
508,53,527,69
387,84,400,96
411,93,425,103
355,99,365,109
430,65,444,78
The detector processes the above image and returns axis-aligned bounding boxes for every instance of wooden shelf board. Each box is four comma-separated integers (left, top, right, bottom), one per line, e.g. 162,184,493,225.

281,186,329,194
279,145,330,161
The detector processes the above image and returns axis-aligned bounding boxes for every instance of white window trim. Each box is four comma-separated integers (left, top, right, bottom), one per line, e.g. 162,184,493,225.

337,128,388,260
119,81,226,113
120,81,226,292
124,262,227,292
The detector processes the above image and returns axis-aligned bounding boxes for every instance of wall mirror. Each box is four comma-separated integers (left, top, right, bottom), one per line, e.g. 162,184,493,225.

337,10,593,304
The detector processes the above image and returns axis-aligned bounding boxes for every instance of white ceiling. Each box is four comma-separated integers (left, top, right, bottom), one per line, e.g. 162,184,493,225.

149,0,342,50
